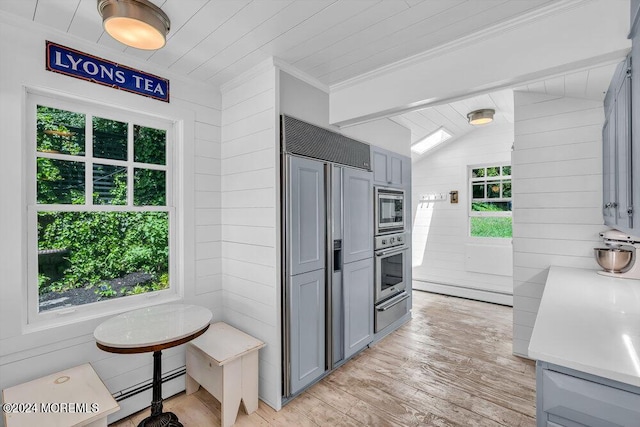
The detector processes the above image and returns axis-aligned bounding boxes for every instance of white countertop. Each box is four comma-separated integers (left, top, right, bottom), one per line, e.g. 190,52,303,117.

529,266,640,387
94,304,212,350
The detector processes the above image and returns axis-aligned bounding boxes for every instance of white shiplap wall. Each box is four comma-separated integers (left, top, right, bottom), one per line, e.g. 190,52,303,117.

0,15,222,425
512,91,604,357
411,123,514,304
220,63,281,409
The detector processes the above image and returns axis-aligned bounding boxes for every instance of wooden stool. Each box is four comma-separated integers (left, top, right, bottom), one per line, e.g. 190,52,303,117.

186,322,265,427
2,363,119,427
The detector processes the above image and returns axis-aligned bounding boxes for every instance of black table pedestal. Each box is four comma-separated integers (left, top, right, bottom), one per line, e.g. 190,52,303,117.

138,351,182,427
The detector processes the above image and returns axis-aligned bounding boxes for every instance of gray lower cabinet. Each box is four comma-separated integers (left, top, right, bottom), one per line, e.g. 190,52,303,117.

289,269,326,395
536,361,640,427
343,257,374,359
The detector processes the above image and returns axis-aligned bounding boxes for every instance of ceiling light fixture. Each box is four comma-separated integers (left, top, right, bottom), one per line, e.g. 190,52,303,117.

98,0,170,50
467,109,495,126
411,128,452,155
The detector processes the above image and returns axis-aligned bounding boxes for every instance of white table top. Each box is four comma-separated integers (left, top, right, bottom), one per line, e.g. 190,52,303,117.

94,304,212,351
529,266,640,387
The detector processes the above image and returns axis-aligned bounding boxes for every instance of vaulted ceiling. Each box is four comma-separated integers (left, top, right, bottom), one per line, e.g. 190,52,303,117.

392,60,618,159
0,0,555,87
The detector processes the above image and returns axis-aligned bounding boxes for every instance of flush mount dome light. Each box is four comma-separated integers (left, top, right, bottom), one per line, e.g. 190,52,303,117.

467,109,495,126
98,0,170,50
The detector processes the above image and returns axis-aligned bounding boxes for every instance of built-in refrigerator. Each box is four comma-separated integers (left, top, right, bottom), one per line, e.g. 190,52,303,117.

281,115,374,398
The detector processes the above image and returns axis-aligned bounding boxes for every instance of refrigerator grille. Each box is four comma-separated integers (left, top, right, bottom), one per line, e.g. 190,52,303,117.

281,115,371,170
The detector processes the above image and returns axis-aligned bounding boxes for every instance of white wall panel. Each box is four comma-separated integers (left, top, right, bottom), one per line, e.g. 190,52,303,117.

220,65,281,409
512,91,604,358
0,15,223,426
411,122,514,303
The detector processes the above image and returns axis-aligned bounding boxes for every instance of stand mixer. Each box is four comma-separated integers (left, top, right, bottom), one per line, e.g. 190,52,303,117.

595,229,640,279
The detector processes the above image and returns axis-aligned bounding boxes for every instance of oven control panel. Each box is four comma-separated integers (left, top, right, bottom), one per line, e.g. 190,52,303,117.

375,232,407,251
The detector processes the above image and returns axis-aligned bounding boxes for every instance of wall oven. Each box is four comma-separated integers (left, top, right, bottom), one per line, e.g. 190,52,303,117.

374,233,407,303
374,232,409,332
375,187,405,235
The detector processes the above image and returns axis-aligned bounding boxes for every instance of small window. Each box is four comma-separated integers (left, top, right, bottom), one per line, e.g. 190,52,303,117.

469,165,512,238
28,93,176,326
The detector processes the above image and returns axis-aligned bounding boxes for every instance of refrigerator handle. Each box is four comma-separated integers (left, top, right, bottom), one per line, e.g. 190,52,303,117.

333,240,342,272
325,164,333,372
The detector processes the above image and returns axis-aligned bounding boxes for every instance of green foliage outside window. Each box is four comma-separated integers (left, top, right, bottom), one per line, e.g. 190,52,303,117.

470,165,512,238
36,106,170,306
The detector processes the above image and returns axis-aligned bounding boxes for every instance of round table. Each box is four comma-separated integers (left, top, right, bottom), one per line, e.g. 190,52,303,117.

94,304,212,427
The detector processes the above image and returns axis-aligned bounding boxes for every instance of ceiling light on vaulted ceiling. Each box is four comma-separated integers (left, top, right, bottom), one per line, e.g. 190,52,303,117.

467,109,495,126
98,0,171,50
411,128,452,155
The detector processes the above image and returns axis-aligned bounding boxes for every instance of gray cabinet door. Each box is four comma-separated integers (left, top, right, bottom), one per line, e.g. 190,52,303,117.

289,269,326,394
343,257,374,359
389,156,403,186
603,115,616,226
372,150,388,185
541,368,640,427
343,167,373,264
288,156,325,276
615,57,633,230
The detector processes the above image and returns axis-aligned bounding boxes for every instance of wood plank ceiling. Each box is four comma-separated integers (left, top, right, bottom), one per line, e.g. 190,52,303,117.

0,0,616,158
0,0,555,87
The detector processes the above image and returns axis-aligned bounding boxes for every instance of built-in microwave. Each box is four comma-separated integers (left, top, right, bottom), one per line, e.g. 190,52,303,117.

375,187,405,235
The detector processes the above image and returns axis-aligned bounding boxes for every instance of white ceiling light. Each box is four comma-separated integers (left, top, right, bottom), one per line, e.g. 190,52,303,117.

411,128,452,155
98,0,170,50
467,109,495,125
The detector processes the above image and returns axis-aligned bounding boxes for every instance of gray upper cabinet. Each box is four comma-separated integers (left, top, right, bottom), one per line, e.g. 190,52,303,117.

603,115,616,225
288,156,325,276
342,167,373,264
615,61,632,230
343,257,374,359
603,56,634,232
371,146,407,187
289,269,326,394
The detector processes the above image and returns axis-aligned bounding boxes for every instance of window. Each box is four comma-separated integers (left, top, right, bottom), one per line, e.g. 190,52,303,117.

27,92,176,326
469,165,512,238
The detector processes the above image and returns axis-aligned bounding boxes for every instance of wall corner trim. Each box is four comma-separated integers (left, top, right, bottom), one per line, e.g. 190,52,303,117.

273,58,330,94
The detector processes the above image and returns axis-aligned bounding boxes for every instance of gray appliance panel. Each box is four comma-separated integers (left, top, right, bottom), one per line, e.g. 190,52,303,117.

342,167,374,264
282,115,371,171
288,156,325,276
343,257,374,359
289,269,326,395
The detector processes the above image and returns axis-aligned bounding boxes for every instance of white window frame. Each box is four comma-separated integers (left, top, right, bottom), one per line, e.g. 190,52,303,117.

25,90,180,330
468,163,512,239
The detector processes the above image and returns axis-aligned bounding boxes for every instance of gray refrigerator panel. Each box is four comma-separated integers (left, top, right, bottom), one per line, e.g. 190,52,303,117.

288,156,326,276
343,257,374,359
342,167,373,264
289,269,326,395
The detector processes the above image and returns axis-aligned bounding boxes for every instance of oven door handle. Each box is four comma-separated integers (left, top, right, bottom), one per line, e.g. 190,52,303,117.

376,292,410,311
375,246,407,257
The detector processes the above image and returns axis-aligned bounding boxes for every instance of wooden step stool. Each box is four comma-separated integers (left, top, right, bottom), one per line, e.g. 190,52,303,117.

186,322,265,427
2,363,119,427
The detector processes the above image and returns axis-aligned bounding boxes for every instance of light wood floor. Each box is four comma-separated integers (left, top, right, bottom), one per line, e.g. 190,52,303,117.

111,291,536,426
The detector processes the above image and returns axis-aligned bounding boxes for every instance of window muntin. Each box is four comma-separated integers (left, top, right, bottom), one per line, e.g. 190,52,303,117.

469,165,512,238
27,93,176,326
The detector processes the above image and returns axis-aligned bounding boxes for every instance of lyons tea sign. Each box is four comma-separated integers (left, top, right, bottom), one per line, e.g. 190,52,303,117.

46,41,169,102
